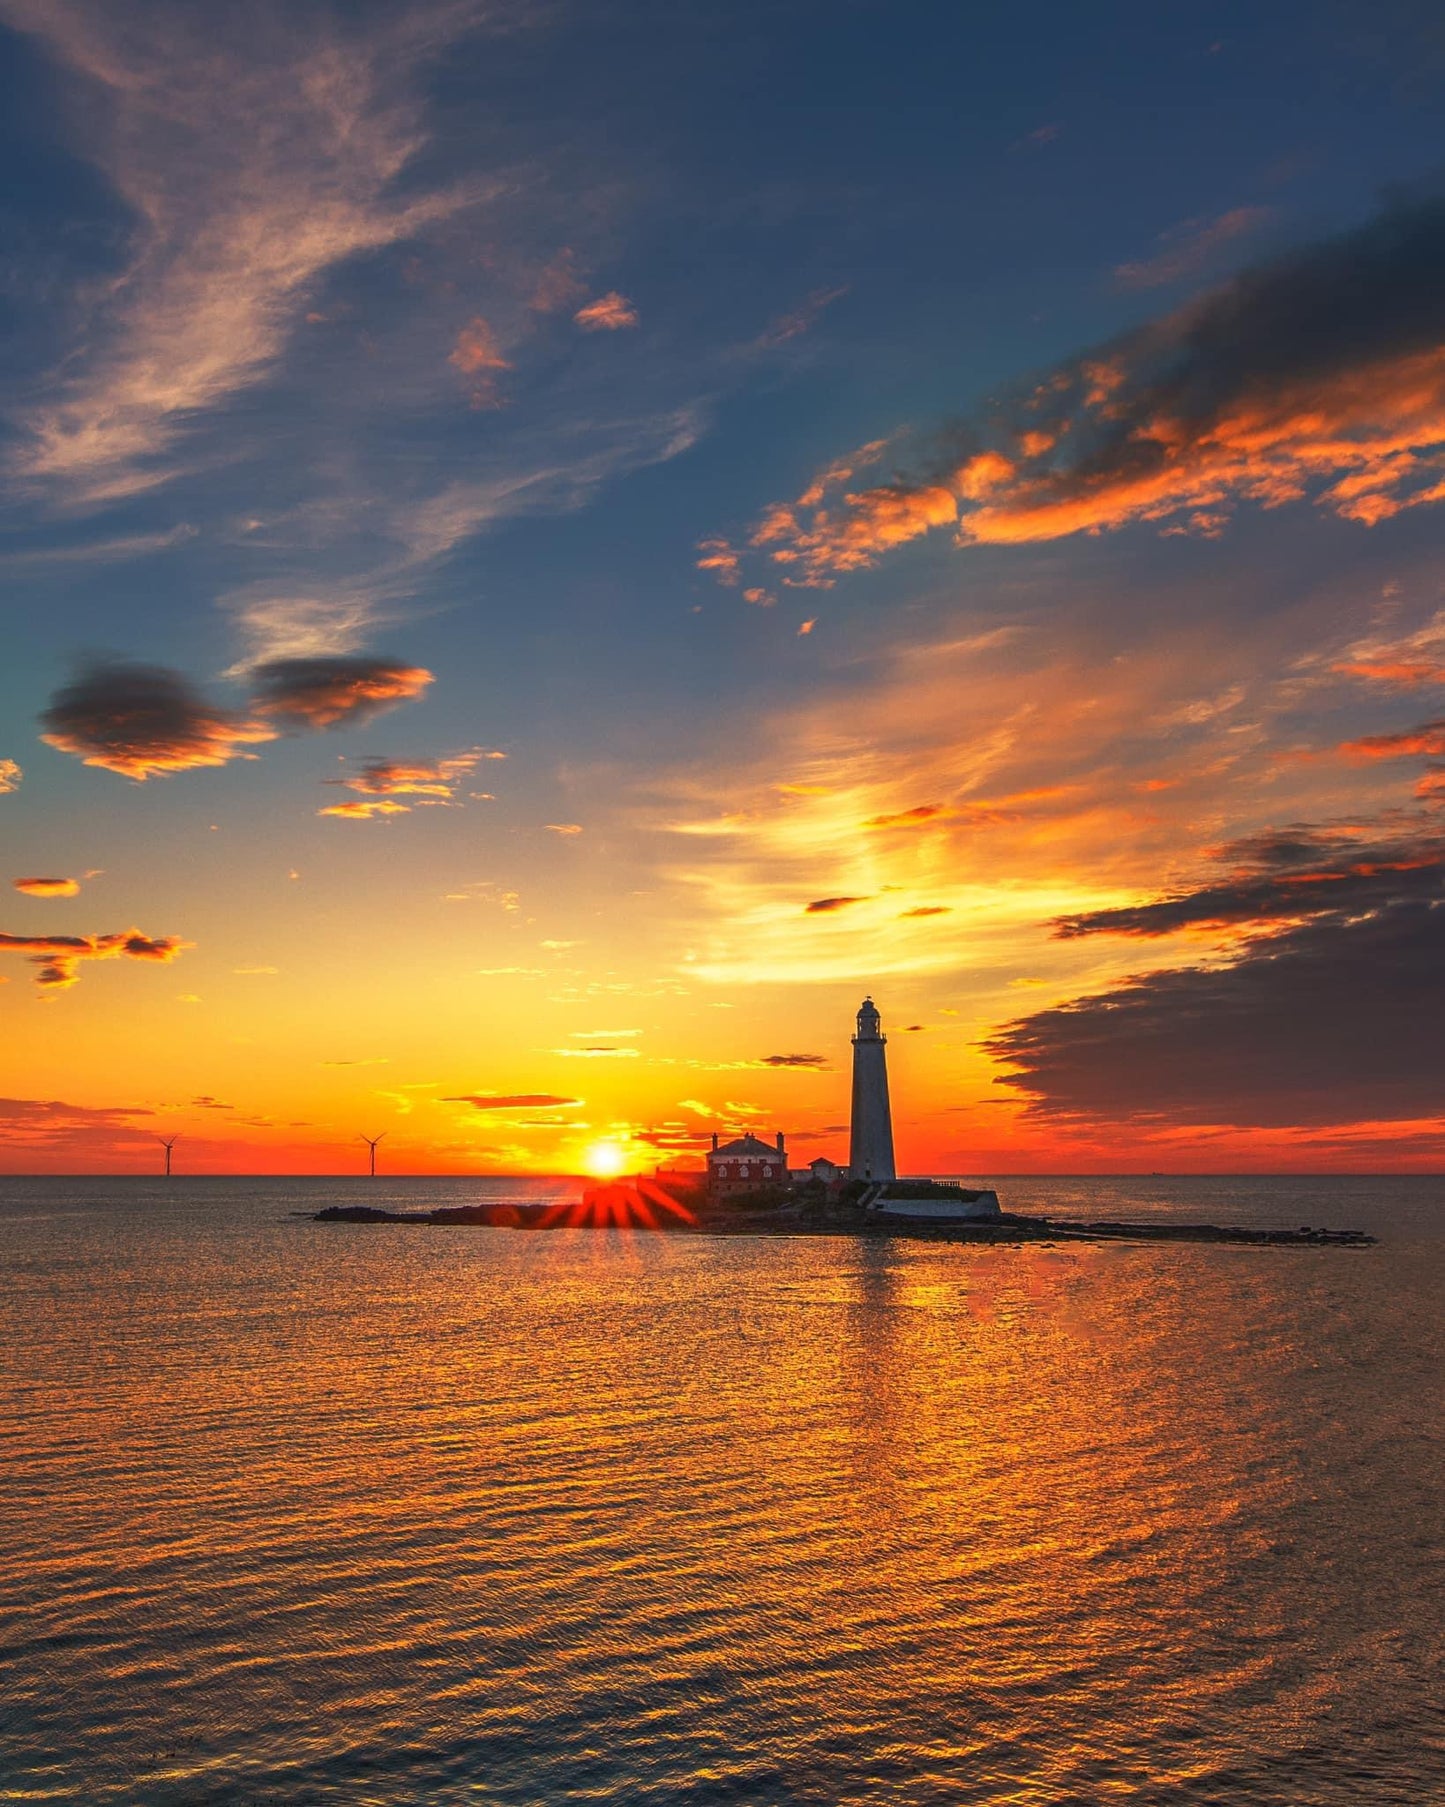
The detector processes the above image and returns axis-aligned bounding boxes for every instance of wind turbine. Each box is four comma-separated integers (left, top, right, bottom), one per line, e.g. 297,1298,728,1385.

361,1132,385,1178
157,1135,179,1177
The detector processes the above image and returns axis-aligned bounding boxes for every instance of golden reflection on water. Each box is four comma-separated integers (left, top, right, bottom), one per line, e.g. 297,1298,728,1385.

0,1176,1439,1805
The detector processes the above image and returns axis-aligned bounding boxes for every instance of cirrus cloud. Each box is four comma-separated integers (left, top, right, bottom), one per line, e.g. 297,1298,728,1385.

1,0,487,502
1113,205,1273,291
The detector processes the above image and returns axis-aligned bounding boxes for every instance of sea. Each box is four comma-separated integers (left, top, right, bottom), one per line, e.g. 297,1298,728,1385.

0,1174,1440,1805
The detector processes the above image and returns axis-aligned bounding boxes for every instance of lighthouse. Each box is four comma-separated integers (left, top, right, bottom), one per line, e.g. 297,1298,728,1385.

849,996,896,1181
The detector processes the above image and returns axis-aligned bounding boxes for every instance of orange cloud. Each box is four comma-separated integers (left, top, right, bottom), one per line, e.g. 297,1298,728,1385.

804,895,868,913
317,799,411,819
866,804,945,828
448,316,510,405
696,536,742,586
0,759,19,794
13,877,81,897
751,481,957,586
449,317,509,373
574,291,638,331
318,750,494,817
250,657,433,731
731,200,1445,580
1330,611,1445,689
0,928,188,989
1340,720,1445,761
40,660,274,780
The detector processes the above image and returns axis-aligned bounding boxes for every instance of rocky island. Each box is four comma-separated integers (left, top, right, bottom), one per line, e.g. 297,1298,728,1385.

313,1175,1374,1248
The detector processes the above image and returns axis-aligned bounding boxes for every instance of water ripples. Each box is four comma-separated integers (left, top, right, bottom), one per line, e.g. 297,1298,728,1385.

0,1175,1441,1803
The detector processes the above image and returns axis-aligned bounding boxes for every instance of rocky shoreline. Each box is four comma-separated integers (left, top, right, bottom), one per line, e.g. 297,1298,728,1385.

311,1200,1375,1247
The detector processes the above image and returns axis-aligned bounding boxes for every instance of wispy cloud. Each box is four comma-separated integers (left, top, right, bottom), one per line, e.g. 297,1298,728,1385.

1329,608,1445,689
223,592,390,674
0,760,19,795
1114,206,1272,290
225,408,706,665
448,314,512,406
1,0,488,501
0,526,198,568
756,284,848,349
574,291,639,331
0,8,715,695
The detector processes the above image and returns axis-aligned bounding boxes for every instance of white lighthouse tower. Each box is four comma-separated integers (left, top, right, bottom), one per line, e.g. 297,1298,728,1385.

849,996,896,1182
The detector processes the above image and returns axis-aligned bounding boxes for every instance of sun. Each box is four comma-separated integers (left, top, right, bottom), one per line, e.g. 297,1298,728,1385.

583,1139,627,1178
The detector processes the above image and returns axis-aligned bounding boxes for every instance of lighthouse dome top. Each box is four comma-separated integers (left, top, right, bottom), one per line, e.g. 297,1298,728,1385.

854,996,883,1041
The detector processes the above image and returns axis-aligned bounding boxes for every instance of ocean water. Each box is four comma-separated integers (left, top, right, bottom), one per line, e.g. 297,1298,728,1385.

0,1174,1441,1805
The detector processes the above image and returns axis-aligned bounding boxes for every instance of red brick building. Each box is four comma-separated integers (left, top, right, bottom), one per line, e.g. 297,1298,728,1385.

706,1132,789,1197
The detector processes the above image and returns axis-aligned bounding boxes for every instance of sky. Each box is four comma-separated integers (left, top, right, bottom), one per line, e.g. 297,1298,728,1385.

1,0,1442,1175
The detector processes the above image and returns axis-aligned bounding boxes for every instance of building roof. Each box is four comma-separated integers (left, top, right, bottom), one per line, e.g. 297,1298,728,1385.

709,1134,782,1160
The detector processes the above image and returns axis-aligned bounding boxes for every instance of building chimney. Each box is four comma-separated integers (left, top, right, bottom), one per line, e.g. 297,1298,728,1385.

711,1131,719,1151
776,1131,785,1154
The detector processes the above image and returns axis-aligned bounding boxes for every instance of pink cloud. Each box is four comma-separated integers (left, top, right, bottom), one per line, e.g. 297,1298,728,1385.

574,291,639,332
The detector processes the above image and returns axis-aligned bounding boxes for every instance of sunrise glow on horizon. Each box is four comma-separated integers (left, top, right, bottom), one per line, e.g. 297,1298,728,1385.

0,3,1441,1178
